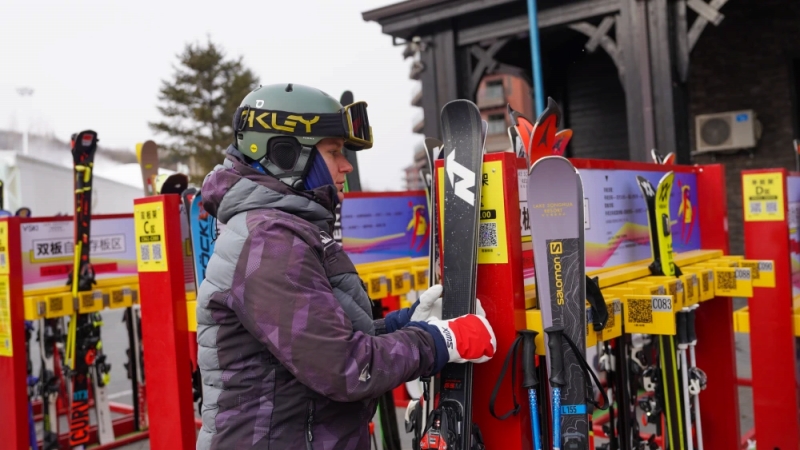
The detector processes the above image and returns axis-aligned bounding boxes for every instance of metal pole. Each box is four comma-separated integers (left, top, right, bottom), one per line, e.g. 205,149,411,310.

527,0,545,115
15,87,34,155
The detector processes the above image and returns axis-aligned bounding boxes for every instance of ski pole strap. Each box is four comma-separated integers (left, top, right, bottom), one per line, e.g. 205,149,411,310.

562,332,610,411
586,276,609,331
488,332,523,420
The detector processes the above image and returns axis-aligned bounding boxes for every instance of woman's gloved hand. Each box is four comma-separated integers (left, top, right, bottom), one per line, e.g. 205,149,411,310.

383,284,442,333
384,284,485,333
407,311,496,375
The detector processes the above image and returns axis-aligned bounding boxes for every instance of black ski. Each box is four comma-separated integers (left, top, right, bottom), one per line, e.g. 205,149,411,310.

435,99,484,450
66,130,114,448
528,156,590,449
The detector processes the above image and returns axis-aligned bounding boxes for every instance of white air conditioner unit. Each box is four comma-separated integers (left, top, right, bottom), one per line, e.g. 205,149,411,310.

694,109,761,153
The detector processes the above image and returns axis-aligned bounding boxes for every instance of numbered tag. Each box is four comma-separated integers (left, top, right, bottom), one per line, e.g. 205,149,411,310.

740,260,776,288
647,277,685,310
623,295,676,335
714,267,754,298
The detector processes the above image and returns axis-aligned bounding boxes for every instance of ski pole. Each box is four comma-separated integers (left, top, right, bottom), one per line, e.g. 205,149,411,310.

688,306,705,450
677,311,693,450
520,330,543,450
545,326,567,450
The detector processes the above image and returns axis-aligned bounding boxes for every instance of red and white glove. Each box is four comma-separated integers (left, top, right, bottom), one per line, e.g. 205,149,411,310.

425,314,496,364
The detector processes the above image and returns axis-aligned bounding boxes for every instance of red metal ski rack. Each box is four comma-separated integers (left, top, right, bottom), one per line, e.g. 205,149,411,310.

0,216,30,450
741,168,800,449
135,194,197,450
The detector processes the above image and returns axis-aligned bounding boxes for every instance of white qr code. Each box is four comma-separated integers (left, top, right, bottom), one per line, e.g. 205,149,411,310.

152,243,163,261
750,202,762,214
766,201,778,213
479,222,498,248
140,244,150,261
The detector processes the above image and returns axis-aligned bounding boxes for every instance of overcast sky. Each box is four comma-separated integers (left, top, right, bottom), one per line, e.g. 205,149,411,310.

0,0,419,191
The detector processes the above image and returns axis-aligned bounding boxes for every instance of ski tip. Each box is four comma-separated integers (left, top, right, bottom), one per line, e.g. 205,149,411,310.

528,155,574,175
340,90,354,106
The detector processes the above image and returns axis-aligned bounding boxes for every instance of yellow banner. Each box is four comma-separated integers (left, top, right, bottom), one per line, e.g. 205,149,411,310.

134,202,169,272
743,172,784,222
623,294,676,335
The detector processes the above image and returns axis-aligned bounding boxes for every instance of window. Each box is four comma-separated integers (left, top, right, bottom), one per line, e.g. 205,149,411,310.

485,80,504,99
487,113,506,135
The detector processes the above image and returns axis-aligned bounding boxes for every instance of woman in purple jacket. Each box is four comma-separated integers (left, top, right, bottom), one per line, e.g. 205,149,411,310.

195,83,496,450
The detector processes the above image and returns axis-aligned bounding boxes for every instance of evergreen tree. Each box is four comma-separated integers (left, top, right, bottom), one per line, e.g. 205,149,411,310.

150,38,259,182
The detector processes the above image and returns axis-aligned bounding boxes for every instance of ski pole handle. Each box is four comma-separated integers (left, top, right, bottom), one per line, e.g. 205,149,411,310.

545,326,566,387
677,311,689,348
688,308,697,345
520,330,539,389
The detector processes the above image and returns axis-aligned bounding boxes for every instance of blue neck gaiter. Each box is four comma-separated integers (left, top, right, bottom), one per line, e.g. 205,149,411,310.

250,147,336,196
304,149,335,191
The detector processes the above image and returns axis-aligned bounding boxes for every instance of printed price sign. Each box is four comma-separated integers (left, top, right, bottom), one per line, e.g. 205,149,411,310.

714,267,753,298
0,221,8,275
623,295,676,335
0,277,12,356
134,202,168,272
743,172,784,222
478,161,508,264
739,260,776,288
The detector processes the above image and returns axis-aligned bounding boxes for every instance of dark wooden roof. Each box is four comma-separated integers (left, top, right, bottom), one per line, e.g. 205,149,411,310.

362,0,520,40
361,0,451,22
363,0,621,41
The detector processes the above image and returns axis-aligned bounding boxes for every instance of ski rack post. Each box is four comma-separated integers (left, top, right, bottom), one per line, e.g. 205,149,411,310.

135,194,197,450
738,168,800,448
433,151,532,449
0,216,29,450
693,163,743,450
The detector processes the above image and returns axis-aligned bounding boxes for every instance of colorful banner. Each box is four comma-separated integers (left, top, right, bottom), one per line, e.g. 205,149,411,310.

341,193,429,265
21,217,137,291
787,175,800,299
581,169,701,270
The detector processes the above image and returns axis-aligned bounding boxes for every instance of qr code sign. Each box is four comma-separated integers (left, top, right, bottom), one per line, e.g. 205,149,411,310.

605,306,616,329
717,271,737,290
750,202,762,214
152,243,163,261
766,201,778,213
741,262,759,280
479,222,498,248
140,244,150,261
629,298,653,324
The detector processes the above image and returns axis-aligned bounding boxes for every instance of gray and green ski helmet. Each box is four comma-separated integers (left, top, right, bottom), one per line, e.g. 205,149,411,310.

232,83,373,190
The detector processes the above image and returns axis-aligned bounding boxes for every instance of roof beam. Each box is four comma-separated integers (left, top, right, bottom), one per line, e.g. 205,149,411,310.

458,0,621,45
378,0,519,36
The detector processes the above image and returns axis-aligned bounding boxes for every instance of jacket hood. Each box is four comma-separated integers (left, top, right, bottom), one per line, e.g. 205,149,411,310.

201,146,338,232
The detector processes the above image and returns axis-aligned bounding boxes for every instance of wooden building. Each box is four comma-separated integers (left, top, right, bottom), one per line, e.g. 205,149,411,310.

363,0,800,254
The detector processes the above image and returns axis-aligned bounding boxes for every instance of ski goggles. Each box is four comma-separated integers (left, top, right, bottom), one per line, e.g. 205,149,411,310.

235,101,373,150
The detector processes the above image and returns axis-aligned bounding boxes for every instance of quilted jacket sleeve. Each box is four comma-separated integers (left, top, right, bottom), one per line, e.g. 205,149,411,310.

229,216,437,403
